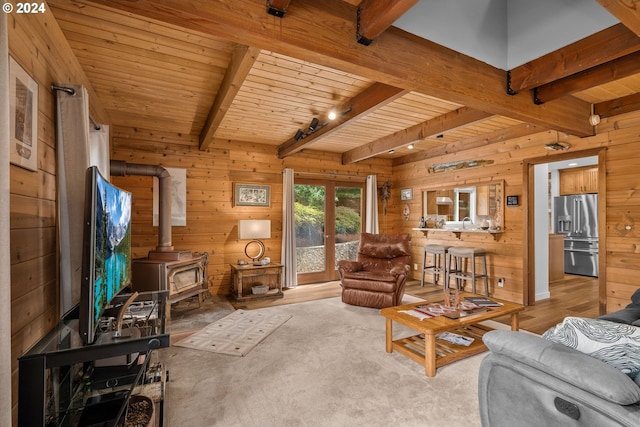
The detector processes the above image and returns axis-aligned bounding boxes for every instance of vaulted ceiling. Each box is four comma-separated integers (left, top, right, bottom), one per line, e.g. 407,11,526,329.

48,0,640,164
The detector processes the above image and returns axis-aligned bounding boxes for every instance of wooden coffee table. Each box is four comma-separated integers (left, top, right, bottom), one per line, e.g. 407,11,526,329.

379,292,524,377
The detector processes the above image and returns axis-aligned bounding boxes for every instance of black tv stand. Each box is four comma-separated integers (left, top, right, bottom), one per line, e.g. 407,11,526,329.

18,291,169,427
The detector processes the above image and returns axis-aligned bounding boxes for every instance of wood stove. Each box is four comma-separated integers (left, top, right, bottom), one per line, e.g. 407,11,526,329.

132,250,208,304
110,160,209,304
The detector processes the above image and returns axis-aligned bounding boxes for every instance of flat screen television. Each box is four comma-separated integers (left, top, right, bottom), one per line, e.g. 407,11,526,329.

79,166,133,345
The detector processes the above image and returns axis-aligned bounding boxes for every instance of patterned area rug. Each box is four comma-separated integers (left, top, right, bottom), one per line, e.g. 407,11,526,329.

173,309,292,356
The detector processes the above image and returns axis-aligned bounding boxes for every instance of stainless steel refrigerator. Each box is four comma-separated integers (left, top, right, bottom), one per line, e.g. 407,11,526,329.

553,194,598,277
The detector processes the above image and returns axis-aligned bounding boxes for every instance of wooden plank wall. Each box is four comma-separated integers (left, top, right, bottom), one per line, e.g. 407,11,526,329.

596,111,640,311
7,9,108,423
390,110,640,310
110,129,393,296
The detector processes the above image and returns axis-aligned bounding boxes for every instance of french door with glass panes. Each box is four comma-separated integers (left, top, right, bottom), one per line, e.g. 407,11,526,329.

294,179,364,284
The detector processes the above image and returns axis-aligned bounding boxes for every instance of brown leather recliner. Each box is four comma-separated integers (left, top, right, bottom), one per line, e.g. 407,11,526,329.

337,232,412,308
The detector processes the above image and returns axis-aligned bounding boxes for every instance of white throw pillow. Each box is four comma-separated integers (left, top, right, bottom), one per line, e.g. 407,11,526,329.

543,317,640,378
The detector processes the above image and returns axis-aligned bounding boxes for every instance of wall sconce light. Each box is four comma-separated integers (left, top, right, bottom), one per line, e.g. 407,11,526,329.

328,110,337,120
266,1,286,17
589,104,600,126
238,219,271,264
388,149,395,154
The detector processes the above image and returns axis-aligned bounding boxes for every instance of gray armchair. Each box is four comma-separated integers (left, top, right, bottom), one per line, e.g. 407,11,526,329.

479,290,640,427
479,330,640,426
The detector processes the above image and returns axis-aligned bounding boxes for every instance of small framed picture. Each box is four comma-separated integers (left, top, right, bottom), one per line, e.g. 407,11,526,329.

234,183,271,207
9,57,38,172
400,188,413,200
506,195,519,206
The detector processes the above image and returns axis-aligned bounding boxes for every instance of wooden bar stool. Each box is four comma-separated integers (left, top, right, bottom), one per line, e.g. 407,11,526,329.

421,244,450,287
446,247,489,295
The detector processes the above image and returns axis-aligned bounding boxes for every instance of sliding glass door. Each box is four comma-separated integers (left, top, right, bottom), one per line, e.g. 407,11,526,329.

294,179,364,284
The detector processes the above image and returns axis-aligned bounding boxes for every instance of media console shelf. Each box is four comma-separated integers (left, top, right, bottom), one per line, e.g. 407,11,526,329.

18,291,170,427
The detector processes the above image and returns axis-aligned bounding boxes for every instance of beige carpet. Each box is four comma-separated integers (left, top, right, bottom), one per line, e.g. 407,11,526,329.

159,295,522,426
173,309,292,356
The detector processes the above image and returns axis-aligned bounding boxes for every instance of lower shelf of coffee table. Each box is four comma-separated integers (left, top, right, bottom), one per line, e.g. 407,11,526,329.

391,323,494,369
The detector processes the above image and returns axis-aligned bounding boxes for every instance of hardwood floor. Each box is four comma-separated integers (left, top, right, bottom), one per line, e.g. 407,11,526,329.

229,274,599,335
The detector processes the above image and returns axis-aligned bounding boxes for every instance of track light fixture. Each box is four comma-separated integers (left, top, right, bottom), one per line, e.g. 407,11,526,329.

308,117,320,132
292,116,327,142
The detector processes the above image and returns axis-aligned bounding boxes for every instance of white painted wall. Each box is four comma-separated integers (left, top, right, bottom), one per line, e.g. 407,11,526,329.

507,0,618,69
394,0,618,70
1,11,13,426
534,163,551,301
395,0,507,68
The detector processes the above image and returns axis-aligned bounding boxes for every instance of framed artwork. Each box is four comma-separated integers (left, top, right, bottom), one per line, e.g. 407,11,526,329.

9,57,38,172
153,167,187,226
235,183,270,207
506,195,519,206
401,188,413,200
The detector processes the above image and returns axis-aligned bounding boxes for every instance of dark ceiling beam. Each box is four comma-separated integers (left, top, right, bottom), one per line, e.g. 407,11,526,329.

392,123,545,166
508,23,640,94
597,0,640,36
342,107,492,164
595,92,640,118
199,45,260,150
533,51,640,104
277,83,408,158
89,0,593,137
356,0,418,45
267,0,292,18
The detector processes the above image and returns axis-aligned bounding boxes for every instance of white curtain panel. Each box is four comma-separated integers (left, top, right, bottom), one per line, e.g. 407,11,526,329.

56,85,92,316
365,175,379,233
281,168,298,288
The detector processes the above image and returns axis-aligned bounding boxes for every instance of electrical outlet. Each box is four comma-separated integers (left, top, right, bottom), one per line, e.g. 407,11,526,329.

498,278,505,287
414,263,418,271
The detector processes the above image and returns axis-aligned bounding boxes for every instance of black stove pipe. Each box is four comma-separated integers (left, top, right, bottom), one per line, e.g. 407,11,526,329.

110,160,174,252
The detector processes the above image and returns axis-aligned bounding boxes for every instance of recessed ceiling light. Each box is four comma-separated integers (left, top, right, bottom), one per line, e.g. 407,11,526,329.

388,149,394,154
568,162,578,167
407,144,414,149
328,110,337,120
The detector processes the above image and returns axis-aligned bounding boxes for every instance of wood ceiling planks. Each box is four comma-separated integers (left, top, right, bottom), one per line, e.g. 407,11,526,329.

48,0,640,161
49,0,235,135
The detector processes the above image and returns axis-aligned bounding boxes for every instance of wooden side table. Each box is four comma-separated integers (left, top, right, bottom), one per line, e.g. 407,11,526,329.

229,263,284,302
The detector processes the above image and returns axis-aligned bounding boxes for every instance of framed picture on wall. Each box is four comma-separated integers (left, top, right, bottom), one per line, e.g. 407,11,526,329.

401,188,413,200
234,183,271,207
9,57,38,172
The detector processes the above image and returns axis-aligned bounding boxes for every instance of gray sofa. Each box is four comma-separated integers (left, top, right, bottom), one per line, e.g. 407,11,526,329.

478,289,640,427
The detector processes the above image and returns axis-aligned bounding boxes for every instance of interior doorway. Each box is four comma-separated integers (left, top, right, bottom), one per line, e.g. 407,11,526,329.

524,147,606,312
294,179,364,284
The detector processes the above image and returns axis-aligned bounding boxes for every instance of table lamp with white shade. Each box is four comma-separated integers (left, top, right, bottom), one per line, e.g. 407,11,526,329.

238,219,271,265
